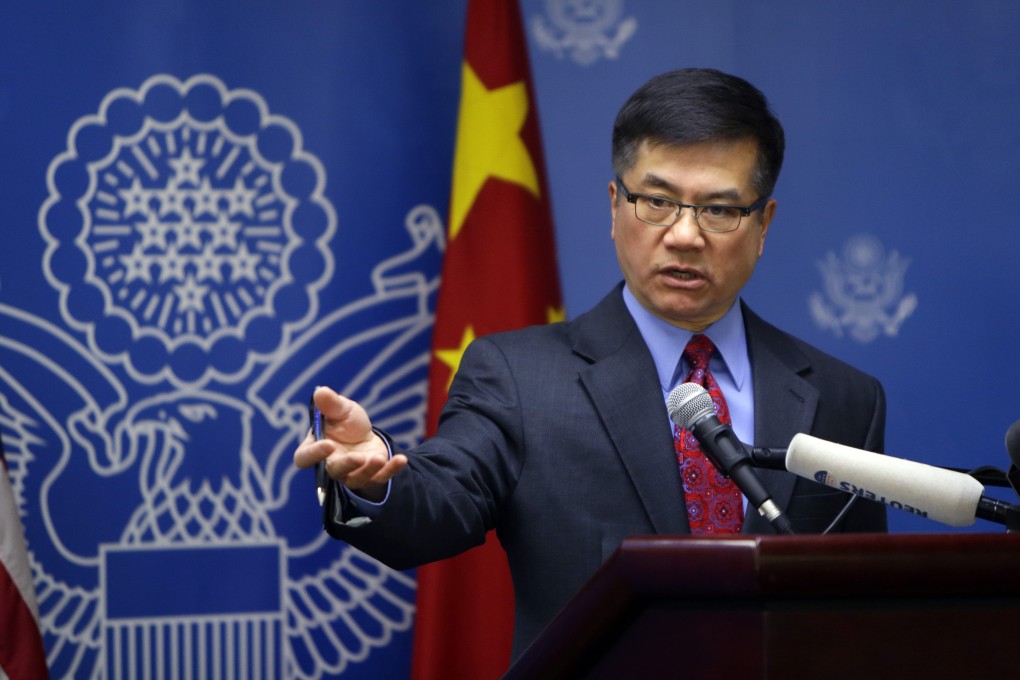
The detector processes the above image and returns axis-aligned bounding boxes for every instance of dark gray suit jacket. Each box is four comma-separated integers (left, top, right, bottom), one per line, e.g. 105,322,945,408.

326,284,887,658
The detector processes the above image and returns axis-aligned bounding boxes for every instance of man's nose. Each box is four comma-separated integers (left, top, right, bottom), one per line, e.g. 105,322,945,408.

663,207,704,246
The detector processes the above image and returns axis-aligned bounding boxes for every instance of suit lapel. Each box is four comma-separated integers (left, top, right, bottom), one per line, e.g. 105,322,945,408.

568,293,818,536
571,287,689,535
741,303,818,533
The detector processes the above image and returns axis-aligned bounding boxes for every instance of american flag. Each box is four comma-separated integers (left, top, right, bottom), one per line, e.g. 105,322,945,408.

0,432,48,679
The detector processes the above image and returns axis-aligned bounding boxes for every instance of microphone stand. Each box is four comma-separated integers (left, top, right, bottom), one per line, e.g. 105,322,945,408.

975,496,1020,533
997,461,1020,532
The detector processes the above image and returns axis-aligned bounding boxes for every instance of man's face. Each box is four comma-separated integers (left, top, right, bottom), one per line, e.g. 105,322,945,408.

609,138,776,331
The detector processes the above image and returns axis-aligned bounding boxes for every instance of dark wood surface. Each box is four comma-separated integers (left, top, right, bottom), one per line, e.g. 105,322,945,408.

504,533,1020,679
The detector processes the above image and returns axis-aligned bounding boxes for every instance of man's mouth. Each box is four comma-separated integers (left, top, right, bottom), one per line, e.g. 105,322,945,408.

661,267,704,282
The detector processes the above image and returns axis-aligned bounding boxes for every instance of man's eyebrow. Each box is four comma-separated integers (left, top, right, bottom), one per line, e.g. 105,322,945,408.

640,174,744,202
639,174,680,194
698,188,743,203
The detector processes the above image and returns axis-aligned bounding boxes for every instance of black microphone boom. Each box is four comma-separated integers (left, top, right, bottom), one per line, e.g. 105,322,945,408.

746,445,788,470
667,382,795,535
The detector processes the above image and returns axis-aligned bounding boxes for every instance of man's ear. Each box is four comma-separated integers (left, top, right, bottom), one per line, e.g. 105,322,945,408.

608,180,619,240
757,198,777,255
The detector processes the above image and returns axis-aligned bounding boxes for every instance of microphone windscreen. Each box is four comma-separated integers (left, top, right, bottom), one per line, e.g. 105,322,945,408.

1005,419,1020,468
786,433,983,527
666,382,713,429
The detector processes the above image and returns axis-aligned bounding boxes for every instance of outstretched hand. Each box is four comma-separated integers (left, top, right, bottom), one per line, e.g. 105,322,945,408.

293,386,408,501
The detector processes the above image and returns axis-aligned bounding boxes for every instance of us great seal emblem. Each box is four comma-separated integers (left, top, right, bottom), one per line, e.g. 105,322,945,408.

809,234,917,342
531,0,637,66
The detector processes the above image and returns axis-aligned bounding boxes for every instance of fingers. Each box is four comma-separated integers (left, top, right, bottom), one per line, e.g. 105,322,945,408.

312,385,356,421
294,433,406,492
293,433,329,469
312,386,374,445
326,451,408,490
294,386,405,495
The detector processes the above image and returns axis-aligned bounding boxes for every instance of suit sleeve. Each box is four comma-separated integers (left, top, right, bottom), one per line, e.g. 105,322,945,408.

322,335,524,570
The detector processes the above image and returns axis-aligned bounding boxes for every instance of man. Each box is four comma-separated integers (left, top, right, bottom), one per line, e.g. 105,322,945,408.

294,68,887,659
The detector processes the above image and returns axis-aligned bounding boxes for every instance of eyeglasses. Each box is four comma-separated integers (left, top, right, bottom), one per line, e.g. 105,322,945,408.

615,177,769,233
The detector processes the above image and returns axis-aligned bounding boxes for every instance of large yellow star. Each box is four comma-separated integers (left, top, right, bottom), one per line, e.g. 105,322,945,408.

449,63,540,241
435,325,476,392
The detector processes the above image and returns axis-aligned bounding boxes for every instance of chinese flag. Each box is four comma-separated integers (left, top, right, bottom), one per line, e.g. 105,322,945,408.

410,0,563,678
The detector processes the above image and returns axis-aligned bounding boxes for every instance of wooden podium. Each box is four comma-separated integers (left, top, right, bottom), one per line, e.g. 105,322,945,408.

504,533,1020,679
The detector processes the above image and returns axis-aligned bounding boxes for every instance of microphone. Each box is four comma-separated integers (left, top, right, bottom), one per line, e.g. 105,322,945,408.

1007,420,1020,463
786,433,1020,528
1005,420,1020,499
667,382,794,534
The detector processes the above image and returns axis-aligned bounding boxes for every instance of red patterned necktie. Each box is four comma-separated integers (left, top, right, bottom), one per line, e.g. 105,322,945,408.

674,334,745,534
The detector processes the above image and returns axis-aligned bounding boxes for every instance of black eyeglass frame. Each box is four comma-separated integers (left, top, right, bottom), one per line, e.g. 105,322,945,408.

615,176,770,233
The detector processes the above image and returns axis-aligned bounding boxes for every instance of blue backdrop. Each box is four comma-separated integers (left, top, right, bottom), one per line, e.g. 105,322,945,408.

2,1,1018,677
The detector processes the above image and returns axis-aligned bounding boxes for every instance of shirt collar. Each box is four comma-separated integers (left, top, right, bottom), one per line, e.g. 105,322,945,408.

621,284,749,393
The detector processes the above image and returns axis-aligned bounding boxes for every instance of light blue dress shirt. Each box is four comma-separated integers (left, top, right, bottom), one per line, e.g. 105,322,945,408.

621,285,756,460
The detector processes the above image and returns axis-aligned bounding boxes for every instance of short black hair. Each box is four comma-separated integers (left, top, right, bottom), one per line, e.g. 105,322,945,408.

611,68,785,198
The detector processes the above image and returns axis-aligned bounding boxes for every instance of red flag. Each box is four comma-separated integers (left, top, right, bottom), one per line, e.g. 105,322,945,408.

0,439,49,679
411,0,563,677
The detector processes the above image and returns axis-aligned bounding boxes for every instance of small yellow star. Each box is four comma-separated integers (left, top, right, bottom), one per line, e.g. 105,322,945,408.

435,325,476,392
449,63,540,241
547,306,566,324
